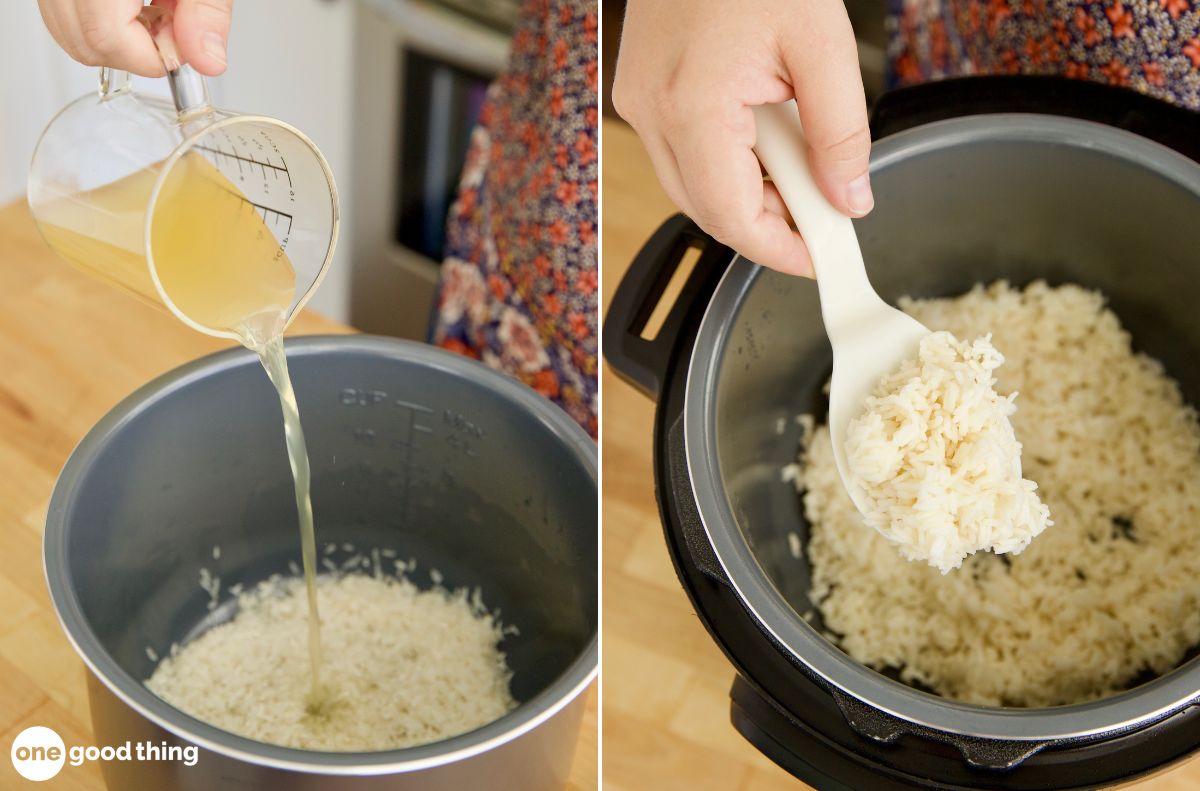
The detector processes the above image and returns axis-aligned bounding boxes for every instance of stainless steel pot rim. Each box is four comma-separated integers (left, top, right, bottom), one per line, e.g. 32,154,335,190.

44,335,598,775
684,114,1200,743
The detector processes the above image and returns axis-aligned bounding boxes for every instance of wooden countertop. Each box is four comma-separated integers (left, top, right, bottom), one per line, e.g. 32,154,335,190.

599,118,1197,791
0,199,595,789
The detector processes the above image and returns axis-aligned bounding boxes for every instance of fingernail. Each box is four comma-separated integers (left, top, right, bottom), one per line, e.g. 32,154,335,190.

202,32,227,64
845,174,874,216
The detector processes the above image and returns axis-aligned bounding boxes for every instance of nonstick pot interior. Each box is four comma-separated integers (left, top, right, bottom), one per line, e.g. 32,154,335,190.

45,336,597,771
686,115,1200,743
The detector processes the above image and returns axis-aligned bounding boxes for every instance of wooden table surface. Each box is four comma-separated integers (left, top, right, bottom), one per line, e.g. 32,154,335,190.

598,118,1197,791
0,199,595,790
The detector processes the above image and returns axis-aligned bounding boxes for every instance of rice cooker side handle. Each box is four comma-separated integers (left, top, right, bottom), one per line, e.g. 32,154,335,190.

827,688,1052,771
731,676,1054,779
603,214,733,399
869,75,1200,163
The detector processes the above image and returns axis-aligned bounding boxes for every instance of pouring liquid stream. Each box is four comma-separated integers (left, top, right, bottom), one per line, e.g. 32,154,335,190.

39,153,327,707
244,323,325,711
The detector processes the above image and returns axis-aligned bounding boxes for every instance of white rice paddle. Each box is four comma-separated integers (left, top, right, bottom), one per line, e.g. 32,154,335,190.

751,101,930,517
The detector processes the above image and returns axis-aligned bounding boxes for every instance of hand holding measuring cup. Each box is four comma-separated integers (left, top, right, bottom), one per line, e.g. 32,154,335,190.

37,0,233,77
29,5,338,346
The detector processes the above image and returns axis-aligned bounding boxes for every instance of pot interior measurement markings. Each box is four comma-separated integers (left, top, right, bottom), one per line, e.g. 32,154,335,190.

340,390,436,508
443,410,485,458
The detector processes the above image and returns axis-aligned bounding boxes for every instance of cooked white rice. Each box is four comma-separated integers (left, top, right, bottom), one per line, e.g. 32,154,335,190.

845,330,1051,572
146,573,517,750
795,281,1200,706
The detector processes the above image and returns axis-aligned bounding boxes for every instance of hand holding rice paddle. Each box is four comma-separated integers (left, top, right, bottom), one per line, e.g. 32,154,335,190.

751,102,1049,571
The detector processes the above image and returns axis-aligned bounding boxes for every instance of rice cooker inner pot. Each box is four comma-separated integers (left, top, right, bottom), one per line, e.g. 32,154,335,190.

683,115,1200,746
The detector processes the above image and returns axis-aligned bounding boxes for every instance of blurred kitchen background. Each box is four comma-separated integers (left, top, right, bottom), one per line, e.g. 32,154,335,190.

0,0,519,339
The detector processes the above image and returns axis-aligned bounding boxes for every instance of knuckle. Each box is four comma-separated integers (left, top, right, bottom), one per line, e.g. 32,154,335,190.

613,55,690,130
62,38,101,66
652,90,684,129
691,206,743,247
79,18,115,56
613,78,677,130
609,78,635,122
193,0,234,23
662,184,690,213
656,64,699,127
816,125,872,164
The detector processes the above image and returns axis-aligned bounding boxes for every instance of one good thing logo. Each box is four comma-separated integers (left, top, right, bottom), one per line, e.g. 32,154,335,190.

10,727,65,781
10,726,199,782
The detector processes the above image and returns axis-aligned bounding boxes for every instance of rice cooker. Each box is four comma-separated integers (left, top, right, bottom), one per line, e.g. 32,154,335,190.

45,337,597,790
604,76,1200,789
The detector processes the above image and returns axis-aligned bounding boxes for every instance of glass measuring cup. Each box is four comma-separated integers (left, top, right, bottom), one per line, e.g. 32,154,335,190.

27,6,338,344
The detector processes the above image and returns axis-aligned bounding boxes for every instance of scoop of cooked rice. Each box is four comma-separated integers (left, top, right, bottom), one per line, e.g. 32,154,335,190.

799,281,1200,706
844,330,1051,572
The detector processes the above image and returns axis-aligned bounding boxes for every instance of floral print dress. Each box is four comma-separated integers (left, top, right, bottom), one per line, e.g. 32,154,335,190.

432,0,599,437
889,0,1200,109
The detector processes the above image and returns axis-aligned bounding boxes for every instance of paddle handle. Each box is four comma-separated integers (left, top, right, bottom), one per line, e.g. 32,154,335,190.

752,101,881,335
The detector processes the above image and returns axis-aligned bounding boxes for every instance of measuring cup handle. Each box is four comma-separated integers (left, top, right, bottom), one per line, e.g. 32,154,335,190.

94,7,212,117
98,68,132,100
138,5,213,118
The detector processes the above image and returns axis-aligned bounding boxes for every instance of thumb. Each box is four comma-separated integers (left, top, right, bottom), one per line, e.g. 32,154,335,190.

169,0,233,76
780,4,873,217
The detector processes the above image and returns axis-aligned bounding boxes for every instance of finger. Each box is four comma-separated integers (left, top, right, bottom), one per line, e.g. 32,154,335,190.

639,132,695,217
762,181,792,225
112,17,169,76
779,1,874,217
171,0,233,76
71,0,166,76
37,2,84,61
761,181,813,278
671,106,812,276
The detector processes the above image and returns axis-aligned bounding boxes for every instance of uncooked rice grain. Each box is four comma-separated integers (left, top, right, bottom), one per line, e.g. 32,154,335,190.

147,573,516,750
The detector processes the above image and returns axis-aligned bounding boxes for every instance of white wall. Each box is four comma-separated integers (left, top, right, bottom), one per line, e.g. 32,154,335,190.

216,0,357,323
0,1,357,323
0,4,106,202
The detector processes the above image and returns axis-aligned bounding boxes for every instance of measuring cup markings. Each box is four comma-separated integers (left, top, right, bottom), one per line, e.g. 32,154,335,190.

199,128,297,250
205,182,292,245
31,109,336,339
195,145,287,180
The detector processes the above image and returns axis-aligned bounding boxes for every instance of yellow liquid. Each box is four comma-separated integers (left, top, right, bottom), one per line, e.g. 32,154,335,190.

39,154,324,702
38,152,296,333
255,334,324,706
